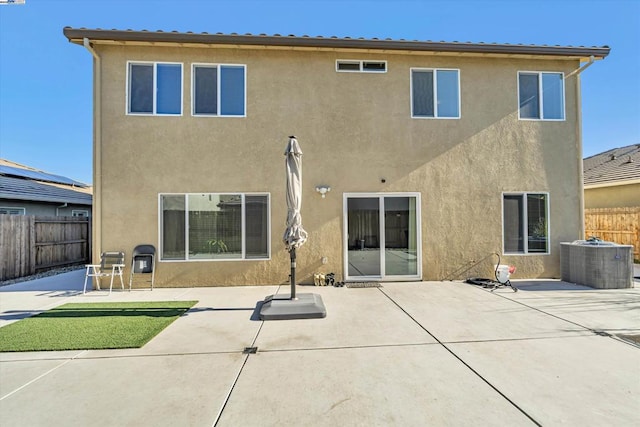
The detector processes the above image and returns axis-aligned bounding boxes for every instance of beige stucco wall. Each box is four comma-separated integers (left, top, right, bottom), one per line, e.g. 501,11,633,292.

584,183,640,209
90,43,583,286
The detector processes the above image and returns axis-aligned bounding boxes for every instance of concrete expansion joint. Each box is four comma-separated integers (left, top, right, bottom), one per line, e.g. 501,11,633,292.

252,342,439,355
376,286,544,426
0,355,81,402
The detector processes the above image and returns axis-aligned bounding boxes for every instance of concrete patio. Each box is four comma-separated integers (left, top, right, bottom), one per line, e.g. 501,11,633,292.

1,270,639,426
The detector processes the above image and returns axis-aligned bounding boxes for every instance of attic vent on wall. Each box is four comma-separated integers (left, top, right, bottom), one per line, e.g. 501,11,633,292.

336,60,387,73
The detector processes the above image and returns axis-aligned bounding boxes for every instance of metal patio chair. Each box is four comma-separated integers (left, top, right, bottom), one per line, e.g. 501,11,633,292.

129,244,156,291
83,251,126,294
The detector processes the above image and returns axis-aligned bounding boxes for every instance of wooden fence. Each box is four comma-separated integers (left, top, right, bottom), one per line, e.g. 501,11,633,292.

585,206,640,260
0,216,90,281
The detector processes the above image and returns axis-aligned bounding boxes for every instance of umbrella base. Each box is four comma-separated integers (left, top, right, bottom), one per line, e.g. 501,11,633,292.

259,293,326,320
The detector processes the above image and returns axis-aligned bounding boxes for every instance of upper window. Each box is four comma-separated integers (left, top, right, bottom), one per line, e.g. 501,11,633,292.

128,62,182,115
411,68,460,119
518,72,565,120
503,193,549,254
160,193,269,261
336,60,387,73
72,210,89,218
192,64,246,116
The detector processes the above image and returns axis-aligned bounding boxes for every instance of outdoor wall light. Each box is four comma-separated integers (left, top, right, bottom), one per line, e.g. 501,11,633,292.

315,185,331,198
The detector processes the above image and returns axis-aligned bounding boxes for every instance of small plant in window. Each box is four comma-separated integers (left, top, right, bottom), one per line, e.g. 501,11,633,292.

531,218,547,238
207,239,228,254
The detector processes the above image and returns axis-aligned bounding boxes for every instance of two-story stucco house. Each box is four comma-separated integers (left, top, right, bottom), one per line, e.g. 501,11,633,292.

63,27,609,287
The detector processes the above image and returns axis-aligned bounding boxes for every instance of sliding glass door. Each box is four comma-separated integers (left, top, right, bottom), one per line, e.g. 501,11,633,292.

345,194,421,281
347,197,381,277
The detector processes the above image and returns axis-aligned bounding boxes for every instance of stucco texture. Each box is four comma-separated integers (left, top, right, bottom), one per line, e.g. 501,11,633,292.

585,184,640,209
90,43,582,286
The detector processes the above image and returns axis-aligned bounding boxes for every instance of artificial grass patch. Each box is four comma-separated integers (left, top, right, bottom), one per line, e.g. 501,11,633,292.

0,301,198,352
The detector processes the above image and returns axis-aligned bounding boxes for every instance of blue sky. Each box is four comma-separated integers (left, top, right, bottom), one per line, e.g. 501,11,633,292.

1,0,638,185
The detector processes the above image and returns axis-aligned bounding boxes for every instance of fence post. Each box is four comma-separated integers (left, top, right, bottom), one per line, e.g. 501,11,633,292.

29,215,36,275
87,218,92,265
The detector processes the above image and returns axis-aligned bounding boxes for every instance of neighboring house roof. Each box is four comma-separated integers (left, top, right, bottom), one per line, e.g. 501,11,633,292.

0,159,92,205
63,28,610,60
0,164,88,188
583,144,640,188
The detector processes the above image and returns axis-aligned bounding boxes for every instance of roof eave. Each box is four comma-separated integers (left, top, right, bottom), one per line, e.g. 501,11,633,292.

0,193,93,205
584,178,640,189
63,28,611,59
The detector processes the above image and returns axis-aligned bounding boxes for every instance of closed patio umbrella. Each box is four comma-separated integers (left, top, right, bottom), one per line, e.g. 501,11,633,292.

283,136,307,299
258,136,326,320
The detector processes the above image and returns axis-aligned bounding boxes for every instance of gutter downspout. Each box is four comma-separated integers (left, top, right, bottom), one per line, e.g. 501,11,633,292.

565,56,596,240
83,38,101,264
56,203,68,217
565,55,595,79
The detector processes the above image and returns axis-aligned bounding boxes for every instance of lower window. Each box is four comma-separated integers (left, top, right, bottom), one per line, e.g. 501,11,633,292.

503,193,549,254
160,193,269,260
0,207,25,215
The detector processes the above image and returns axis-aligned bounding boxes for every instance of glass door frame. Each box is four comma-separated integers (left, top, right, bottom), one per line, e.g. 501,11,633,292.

343,192,422,282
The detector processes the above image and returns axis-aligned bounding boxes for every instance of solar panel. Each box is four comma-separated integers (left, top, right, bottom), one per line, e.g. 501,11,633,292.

0,165,89,188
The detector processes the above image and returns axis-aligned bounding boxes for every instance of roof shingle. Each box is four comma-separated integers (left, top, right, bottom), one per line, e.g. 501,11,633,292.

0,175,92,205
583,144,640,186
0,159,92,205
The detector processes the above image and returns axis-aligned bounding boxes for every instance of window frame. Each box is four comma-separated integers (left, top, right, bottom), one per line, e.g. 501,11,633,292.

517,71,565,121
158,192,270,262
410,67,461,119
336,59,387,73
191,63,247,117
0,207,26,215
126,61,184,116
72,210,89,217
342,192,423,281
502,192,551,255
